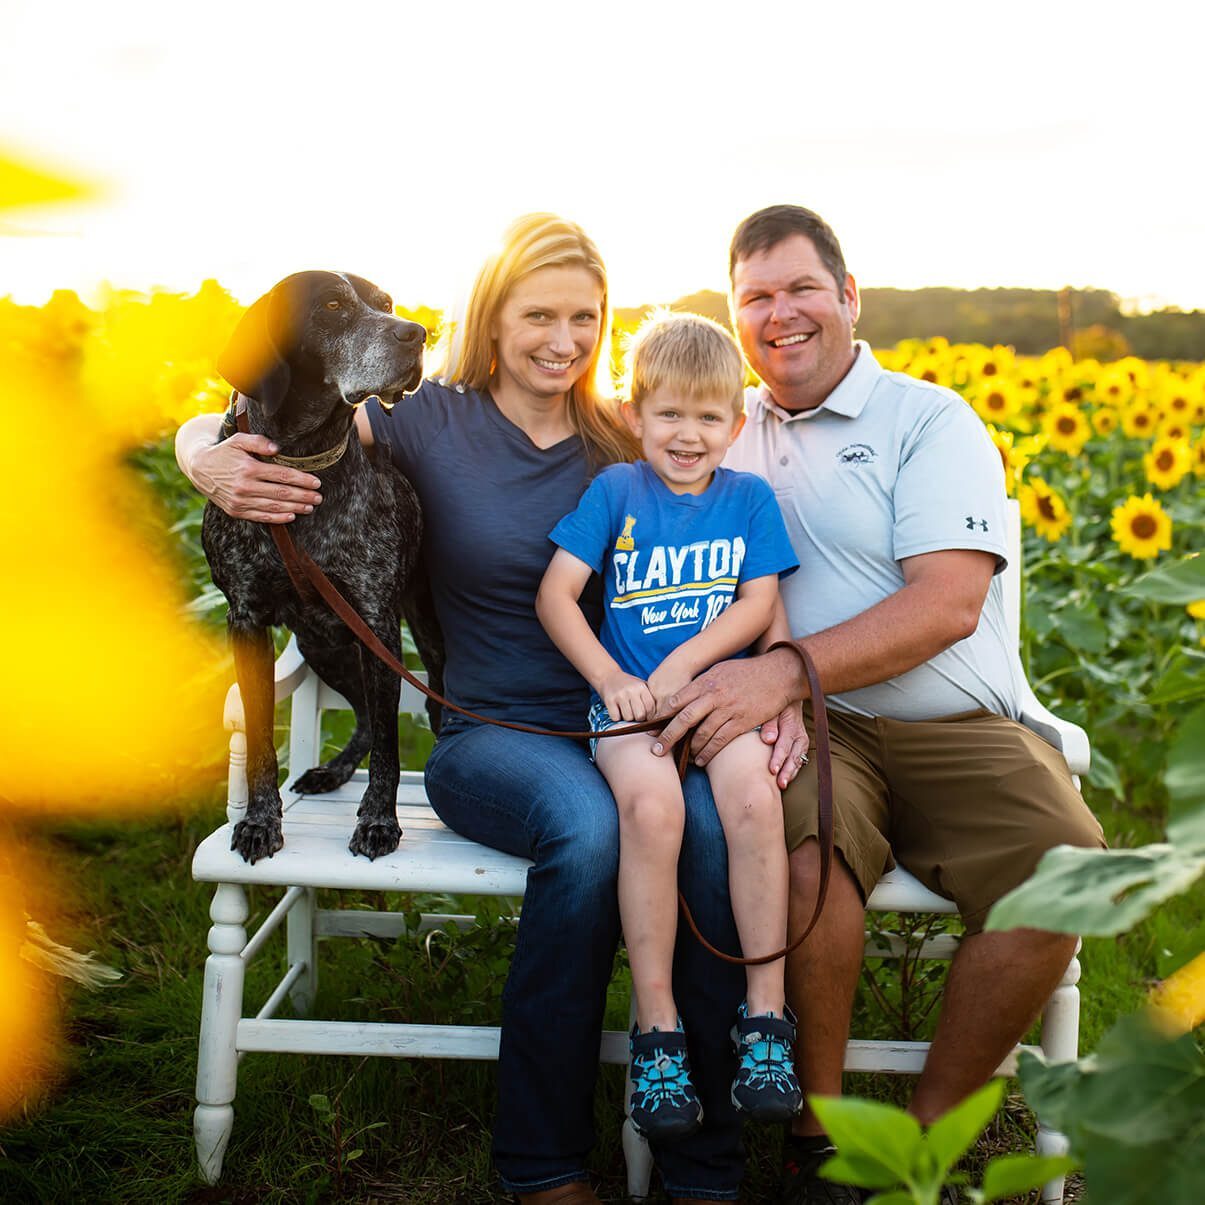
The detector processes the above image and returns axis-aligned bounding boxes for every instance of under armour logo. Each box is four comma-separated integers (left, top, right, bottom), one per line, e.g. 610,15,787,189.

965,516,989,532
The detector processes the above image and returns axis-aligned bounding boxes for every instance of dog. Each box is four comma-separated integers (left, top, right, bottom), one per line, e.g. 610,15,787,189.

202,271,444,864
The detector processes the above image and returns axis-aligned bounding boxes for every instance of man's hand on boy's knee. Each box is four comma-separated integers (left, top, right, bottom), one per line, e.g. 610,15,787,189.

652,648,802,766
647,656,693,718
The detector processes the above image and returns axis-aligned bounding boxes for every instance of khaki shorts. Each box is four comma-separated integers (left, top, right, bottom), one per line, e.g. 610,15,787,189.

784,706,1105,935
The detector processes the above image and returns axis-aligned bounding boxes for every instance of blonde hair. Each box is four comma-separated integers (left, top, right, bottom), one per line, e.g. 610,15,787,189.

626,310,745,414
434,213,637,467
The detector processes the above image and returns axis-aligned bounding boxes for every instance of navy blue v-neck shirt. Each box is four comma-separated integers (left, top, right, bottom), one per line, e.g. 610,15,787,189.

367,380,603,735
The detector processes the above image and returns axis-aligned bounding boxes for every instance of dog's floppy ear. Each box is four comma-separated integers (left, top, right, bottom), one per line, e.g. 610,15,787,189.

217,290,291,415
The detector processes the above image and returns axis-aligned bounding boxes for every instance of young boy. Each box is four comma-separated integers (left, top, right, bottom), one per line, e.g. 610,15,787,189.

535,312,804,1141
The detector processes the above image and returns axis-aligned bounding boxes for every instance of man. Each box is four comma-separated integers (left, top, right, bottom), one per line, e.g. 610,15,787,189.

653,205,1104,1205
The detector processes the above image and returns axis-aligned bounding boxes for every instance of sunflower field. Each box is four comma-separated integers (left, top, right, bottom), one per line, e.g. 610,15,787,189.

2,285,1203,1201
874,338,1204,813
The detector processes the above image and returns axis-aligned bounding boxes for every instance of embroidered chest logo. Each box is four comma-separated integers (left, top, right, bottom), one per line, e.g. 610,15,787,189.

615,514,637,551
965,516,989,532
837,443,876,465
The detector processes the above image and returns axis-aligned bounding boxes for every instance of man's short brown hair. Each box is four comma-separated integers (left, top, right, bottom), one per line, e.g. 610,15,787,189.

729,204,848,292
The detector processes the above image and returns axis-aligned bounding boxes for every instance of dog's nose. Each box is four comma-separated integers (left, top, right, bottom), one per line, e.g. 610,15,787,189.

394,321,426,348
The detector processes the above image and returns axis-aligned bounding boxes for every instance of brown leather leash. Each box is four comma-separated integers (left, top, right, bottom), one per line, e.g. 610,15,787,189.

677,642,833,966
234,403,832,963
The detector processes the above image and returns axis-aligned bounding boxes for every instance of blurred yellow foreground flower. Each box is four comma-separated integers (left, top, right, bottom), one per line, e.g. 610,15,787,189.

1110,493,1173,560
1150,952,1205,1034
0,145,229,1125
0,359,228,813
0,147,98,210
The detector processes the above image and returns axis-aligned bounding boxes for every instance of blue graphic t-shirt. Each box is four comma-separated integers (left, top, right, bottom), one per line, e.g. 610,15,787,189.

549,462,799,681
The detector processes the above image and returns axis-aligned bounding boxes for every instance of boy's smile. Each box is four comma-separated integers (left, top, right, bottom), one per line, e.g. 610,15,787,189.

623,387,746,495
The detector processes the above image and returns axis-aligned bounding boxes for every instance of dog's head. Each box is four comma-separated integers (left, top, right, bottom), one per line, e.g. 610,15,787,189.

218,271,426,421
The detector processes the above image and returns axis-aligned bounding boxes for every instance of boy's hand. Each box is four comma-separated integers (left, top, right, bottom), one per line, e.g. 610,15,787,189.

647,658,693,716
762,701,810,790
599,672,656,723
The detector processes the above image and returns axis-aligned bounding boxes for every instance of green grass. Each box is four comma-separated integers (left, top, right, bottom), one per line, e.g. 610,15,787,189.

0,773,1186,1204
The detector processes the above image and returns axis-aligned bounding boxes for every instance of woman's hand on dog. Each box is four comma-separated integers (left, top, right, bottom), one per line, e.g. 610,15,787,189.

182,425,323,523
195,433,323,522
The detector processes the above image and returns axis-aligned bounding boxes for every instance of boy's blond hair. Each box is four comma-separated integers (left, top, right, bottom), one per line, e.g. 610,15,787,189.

626,310,745,414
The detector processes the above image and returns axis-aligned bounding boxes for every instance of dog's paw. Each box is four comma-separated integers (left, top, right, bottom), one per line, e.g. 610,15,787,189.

231,817,284,864
348,817,402,860
292,764,352,795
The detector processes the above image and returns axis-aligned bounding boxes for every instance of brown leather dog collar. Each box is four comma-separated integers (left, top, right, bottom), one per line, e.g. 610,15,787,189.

231,391,351,471
267,437,350,471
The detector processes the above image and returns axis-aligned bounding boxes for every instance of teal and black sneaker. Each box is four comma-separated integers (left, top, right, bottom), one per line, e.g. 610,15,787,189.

731,1002,803,1122
627,1022,703,1141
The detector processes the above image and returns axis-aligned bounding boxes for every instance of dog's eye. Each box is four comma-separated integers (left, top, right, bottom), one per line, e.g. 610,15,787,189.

325,300,341,311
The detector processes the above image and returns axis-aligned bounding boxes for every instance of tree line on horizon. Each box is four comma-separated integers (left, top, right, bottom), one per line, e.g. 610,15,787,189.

616,287,1205,362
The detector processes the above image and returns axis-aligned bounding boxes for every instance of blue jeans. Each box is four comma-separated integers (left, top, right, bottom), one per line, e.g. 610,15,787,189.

425,723,745,1199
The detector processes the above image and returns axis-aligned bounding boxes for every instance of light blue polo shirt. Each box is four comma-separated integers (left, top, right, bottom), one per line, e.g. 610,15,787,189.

724,342,1021,721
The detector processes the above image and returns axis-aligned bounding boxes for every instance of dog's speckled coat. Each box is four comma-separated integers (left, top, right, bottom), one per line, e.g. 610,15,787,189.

201,271,444,863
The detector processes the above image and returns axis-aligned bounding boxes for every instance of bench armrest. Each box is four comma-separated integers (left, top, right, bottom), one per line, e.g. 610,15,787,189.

222,636,313,732
1017,680,1090,777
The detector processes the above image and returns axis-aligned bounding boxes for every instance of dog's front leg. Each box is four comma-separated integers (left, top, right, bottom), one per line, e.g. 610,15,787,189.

348,621,403,860
228,621,285,863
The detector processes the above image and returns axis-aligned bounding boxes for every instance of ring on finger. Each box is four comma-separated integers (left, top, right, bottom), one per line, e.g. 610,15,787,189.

796,753,808,765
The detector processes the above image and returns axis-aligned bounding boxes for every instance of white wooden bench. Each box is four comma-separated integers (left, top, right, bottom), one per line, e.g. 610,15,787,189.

193,501,1085,1203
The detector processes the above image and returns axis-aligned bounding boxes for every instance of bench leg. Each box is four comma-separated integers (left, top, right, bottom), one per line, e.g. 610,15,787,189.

623,994,653,1200
1035,945,1081,1205
286,886,318,1016
195,883,248,1184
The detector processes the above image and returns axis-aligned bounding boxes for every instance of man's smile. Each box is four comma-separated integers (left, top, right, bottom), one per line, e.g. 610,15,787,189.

768,332,814,348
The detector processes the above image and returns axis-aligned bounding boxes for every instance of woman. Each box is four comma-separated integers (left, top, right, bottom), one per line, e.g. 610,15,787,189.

175,215,748,1204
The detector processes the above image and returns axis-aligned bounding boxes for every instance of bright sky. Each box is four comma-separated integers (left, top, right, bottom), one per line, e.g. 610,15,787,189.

3,0,1204,313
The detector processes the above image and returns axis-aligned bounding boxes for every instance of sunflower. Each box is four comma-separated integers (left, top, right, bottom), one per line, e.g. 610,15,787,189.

1158,417,1191,443
1117,356,1152,392
1188,600,1205,620
1111,493,1172,559
1095,365,1134,407
1018,478,1072,542
1193,437,1205,479
907,353,947,386
968,344,1015,380
1121,402,1158,439
1050,380,1086,407
1039,347,1074,376
1014,360,1041,394
1157,386,1192,420
985,424,1034,495
1144,438,1192,490
1043,403,1091,455
971,380,1022,426
1091,407,1119,437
